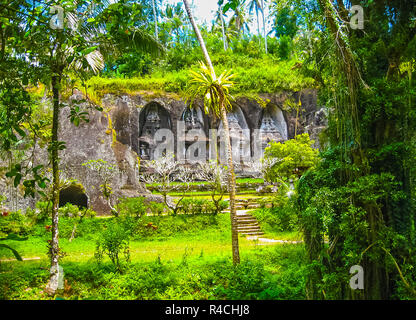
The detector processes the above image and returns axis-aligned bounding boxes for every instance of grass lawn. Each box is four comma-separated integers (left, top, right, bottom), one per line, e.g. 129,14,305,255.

0,224,301,263
0,243,306,300
0,210,306,300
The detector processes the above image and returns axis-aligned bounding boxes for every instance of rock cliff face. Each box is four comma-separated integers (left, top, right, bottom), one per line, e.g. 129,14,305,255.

1,89,326,214
58,93,148,214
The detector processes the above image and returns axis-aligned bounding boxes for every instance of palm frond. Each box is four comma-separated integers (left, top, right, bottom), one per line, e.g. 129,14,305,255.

84,50,104,73
185,62,236,119
0,244,23,261
99,27,164,61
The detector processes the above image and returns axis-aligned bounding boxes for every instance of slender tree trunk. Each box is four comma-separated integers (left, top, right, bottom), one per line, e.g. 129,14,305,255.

236,10,242,36
256,8,261,47
261,0,267,53
152,0,159,41
183,0,240,265
46,72,62,295
219,5,228,51
295,107,299,137
183,0,213,71
221,107,240,264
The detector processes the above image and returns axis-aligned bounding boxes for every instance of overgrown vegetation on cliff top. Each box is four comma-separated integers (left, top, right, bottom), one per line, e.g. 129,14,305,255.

85,56,316,100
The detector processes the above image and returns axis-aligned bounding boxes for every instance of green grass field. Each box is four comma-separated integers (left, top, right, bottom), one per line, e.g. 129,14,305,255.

0,210,305,300
0,213,301,263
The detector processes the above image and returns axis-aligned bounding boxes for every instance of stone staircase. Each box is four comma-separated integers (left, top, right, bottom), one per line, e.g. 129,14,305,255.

228,198,262,210
235,211,264,236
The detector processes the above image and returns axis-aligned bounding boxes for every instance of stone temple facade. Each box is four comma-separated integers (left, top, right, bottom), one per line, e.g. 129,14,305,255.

0,89,327,214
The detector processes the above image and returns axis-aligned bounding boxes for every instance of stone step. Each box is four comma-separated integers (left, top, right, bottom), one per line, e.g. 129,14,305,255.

237,222,260,227
240,229,264,233
234,205,261,210
237,220,259,224
239,229,261,234
237,228,261,231
239,231,265,236
236,215,256,219
237,220,259,226
236,218,258,223
234,200,259,204
236,215,258,219
234,210,264,235
237,224,261,229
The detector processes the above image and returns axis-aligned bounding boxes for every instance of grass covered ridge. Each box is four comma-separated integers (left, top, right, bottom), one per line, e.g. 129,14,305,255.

84,58,316,103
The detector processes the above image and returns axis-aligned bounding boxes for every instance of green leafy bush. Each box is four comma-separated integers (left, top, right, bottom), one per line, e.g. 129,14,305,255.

254,186,298,233
29,201,52,223
147,201,166,216
57,216,105,240
58,203,81,218
95,223,131,273
211,259,267,300
265,133,319,183
253,206,297,233
116,197,147,219
179,198,227,215
0,210,31,238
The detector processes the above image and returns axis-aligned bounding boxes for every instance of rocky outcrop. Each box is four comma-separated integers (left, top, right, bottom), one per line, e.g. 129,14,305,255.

0,89,325,215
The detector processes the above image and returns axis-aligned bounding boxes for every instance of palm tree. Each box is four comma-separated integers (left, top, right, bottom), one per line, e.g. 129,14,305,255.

152,0,159,41
260,0,267,53
162,3,185,44
248,0,262,46
216,0,228,51
223,0,251,36
183,0,240,265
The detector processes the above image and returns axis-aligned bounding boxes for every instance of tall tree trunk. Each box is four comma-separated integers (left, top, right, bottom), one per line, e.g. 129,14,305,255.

261,0,267,53
45,72,62,295
183,0,240,265
220,107,240,265
256,7,261,47
219,5,228,51
236,10,242,36
152,0,159,41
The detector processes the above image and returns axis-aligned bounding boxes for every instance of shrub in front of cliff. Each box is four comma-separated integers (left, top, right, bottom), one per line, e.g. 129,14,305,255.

95,222,131,273
179,198,227,215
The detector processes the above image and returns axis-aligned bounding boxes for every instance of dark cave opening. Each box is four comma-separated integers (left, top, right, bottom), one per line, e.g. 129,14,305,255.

59,185,88,209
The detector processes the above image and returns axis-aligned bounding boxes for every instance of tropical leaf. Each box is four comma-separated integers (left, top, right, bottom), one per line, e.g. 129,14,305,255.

0,244,23,261
185,62,236,118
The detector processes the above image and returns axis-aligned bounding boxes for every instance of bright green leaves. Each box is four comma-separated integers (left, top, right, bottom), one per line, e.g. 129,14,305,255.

5,164,23,188
186,62,236,118
0,244,23,261
5,163,50,198
264,133,319,183
48,140,66,153
0,76,32,151
95,222,130,273
69,104,90,127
